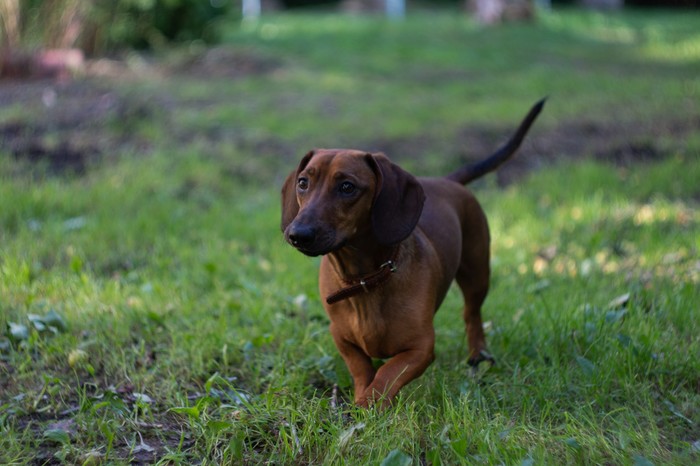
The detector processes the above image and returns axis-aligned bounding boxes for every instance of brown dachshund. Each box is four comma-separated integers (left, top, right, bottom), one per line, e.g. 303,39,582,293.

281,99,545,408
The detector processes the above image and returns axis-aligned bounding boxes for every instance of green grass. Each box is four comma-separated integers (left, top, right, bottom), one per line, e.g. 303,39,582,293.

2,9,700,465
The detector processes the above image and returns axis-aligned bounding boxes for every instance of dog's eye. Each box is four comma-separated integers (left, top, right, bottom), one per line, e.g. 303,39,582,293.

339,181,356,195
297,178,309,191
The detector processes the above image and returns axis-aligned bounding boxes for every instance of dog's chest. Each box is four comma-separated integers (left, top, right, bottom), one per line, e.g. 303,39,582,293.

333,297,414,359
348,307,390,358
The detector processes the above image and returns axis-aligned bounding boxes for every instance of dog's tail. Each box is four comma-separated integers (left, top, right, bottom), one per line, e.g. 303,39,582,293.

446,98,546,185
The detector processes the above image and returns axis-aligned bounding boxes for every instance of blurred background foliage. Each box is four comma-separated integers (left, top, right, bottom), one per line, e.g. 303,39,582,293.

1,0,697,55
1,0,233,54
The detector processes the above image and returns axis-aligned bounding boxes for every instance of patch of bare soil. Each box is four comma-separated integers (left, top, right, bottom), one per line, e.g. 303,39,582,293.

0,79,160,174
367,115,699,185
495,117,699,184
1,68,697,182
10,379,191,465
0,48,284,175
172,46,283,79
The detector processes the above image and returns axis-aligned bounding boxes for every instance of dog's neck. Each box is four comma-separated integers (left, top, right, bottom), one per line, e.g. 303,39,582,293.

327,238,399,281
324,240,401,305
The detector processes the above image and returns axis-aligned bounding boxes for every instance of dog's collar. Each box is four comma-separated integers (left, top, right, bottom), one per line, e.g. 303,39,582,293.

325,248,399,305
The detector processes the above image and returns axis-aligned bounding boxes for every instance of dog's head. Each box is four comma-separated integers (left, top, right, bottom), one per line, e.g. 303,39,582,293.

281,149,425,256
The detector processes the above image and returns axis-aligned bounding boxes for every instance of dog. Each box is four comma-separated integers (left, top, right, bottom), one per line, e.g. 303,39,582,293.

281,99,545,408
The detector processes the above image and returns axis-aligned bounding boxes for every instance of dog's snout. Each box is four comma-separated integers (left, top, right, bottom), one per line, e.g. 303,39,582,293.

288,224,316,248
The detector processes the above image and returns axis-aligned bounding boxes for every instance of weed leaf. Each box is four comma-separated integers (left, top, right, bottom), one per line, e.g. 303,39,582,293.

576,356,596,377
618,432,630,450
133,393,153,404
170,406,200,419
63,216,87,231
207,420,231,434
205,372,219,394
228,434,245,461
338,422,365,450
616,333,632,347
528,280,550,294
564,437,581,450
70,255,84,273
43,309,68,332
24,311,68,336
7,323,29,342
662,399,693,425
632,455,654,466
607,293,631,309
43,428,71,445
450,438,468,457
605,309,627,324
498,429,511,440
426,448,441,466
68,349,88,367
381,449,412,466
28,314,46,332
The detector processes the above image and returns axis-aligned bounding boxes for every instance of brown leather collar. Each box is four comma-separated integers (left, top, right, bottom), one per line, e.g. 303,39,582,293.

325,248,399,305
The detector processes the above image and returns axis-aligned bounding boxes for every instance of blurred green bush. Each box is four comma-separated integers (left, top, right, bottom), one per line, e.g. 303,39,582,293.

1,0,235,54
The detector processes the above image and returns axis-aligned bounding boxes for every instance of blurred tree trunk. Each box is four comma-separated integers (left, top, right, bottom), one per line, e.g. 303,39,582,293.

0,0,21,49
40,0,86,49
1,0,21,77
0,0,85,79
467,0,535,24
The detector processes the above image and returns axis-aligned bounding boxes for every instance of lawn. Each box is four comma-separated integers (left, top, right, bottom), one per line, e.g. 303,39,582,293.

1,8,699,465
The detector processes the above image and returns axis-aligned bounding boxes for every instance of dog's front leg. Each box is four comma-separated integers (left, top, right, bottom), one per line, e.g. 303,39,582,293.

331,332,377,404
358,342,435,409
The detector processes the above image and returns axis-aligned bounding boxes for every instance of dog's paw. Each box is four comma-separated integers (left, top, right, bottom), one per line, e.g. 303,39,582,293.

467,349,495,367
467,350,495,368
467,351,495,380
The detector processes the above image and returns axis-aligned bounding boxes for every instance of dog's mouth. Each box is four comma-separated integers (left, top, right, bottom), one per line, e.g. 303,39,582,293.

290,239,346,257
285,227,346,257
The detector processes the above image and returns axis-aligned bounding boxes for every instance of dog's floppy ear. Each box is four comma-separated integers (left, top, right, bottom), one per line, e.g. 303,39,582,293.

366,153,425,246
281,150,314,232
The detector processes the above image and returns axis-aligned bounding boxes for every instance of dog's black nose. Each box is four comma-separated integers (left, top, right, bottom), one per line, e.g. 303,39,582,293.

288,225,316,248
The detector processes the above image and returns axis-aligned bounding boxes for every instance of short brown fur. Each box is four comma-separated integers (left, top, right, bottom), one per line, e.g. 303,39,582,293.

281,100,544,408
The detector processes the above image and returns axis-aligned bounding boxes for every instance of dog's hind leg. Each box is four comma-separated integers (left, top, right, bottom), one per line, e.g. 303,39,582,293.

456,252,495,368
